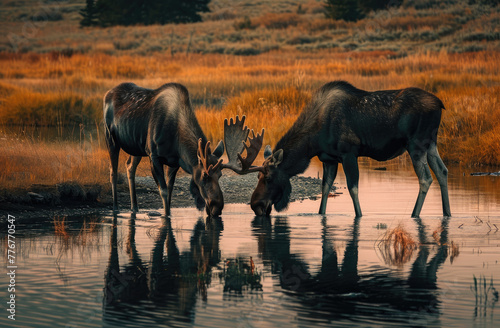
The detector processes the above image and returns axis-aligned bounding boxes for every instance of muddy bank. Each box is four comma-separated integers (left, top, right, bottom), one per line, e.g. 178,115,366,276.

0,173,324,223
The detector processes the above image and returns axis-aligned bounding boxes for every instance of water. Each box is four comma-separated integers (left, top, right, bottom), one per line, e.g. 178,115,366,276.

1,162,500,328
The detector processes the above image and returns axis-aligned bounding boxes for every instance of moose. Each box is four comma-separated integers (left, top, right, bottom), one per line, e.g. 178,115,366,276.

225,81,451,218
104,82,225,217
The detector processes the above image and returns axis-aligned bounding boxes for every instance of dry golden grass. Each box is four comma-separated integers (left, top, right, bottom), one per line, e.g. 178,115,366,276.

449,241,460,264
438,86,500,166
378,224,418,266
197,87,311,146
0,136,109,189
0,50,499,191
54,216,69,239
53,215,104,262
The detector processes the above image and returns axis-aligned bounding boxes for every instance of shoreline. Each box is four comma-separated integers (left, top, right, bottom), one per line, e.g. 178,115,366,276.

0,174,324,223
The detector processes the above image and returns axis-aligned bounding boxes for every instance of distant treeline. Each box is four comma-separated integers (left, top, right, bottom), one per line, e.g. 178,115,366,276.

80,0,211,27
324,0,395,22
324,0,499,22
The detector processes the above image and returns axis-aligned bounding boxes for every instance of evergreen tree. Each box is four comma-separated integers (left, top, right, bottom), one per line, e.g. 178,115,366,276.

358,0,390,13
324,0,364,22
82,0,211,27
79,0,98,27
95,0,123,27
144,0,210,25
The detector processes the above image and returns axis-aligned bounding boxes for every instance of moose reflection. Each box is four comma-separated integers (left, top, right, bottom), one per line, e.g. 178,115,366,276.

251,215,452,324
103,214,223,325
102,212,455,326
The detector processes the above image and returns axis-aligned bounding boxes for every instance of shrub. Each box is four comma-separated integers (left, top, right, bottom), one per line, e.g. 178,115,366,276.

233,16,256,30
205,9,238,21
462,32,500,42
48,49,76,60
113,40,142,51
254,13,302,29
286,35,318,45
382,14,456,31
324,0,364,22
33,8,63,22
229,46,262,56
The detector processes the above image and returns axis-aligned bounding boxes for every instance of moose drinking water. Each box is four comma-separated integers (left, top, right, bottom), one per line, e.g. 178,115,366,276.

104,83,225,217
226,81,451,218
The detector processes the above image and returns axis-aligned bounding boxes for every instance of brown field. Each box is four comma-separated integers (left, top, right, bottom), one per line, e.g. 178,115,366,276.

0,0,499,191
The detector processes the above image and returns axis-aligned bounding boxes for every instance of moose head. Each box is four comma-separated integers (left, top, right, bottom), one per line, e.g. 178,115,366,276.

249,147,292,216
222,116,290,216
191,139,225,217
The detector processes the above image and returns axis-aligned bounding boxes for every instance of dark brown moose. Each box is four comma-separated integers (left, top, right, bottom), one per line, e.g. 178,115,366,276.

104,82,224,217
226,81,451,218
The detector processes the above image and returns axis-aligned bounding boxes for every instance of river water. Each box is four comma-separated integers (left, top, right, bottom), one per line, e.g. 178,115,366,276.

1,160,499,327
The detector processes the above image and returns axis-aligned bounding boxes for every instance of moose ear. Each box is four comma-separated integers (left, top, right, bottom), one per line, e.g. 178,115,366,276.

213,140,224,158
263,145,273,159
272,149,283,166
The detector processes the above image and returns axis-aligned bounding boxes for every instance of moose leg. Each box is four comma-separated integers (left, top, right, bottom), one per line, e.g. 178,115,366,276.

343,155,362,218
319,162,339,215
126,155,142,213
106,141,120,213
409,149,433,218
150,156,170,217
165,166,179,211
427,143,451,217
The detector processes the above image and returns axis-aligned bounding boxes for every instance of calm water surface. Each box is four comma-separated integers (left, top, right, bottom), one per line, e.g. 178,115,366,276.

1,162,499,328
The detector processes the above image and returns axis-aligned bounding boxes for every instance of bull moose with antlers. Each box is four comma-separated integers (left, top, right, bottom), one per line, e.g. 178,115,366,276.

225,81,451,218
104,82,225,217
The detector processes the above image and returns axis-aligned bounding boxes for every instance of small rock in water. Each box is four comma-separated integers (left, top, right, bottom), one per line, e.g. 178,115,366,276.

471,171,500,176
148,211,162,217
27,192,44,201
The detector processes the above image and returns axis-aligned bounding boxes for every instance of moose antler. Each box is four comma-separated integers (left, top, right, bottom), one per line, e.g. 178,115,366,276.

223,115,249,168
222,116,266,174
197,138,223,175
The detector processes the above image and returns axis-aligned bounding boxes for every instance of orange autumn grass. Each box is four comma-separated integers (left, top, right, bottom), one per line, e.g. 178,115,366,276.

1,84,498,192
0,138,109,189
0,50,499,192
377,224,418,266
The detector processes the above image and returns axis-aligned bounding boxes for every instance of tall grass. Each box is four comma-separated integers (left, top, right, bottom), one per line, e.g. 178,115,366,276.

0,91,99,125
0,50,499,192
377,224,417,266
438,86,500,166
0,135,109,189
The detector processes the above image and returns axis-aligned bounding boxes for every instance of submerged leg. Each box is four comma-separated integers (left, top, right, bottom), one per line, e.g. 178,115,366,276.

106,133,120,213
409,149,433,218
427,143,451,217
150,156,170,217
342,155,362,218
126,155,142,213
319,162,339,215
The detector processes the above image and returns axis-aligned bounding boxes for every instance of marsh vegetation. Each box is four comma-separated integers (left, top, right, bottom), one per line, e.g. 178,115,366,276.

0,0,498,197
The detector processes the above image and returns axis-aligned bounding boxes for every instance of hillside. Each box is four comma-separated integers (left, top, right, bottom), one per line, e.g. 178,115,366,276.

0,0,498,55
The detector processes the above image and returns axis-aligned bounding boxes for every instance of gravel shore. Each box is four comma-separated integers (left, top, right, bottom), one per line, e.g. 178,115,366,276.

1,173,324,222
